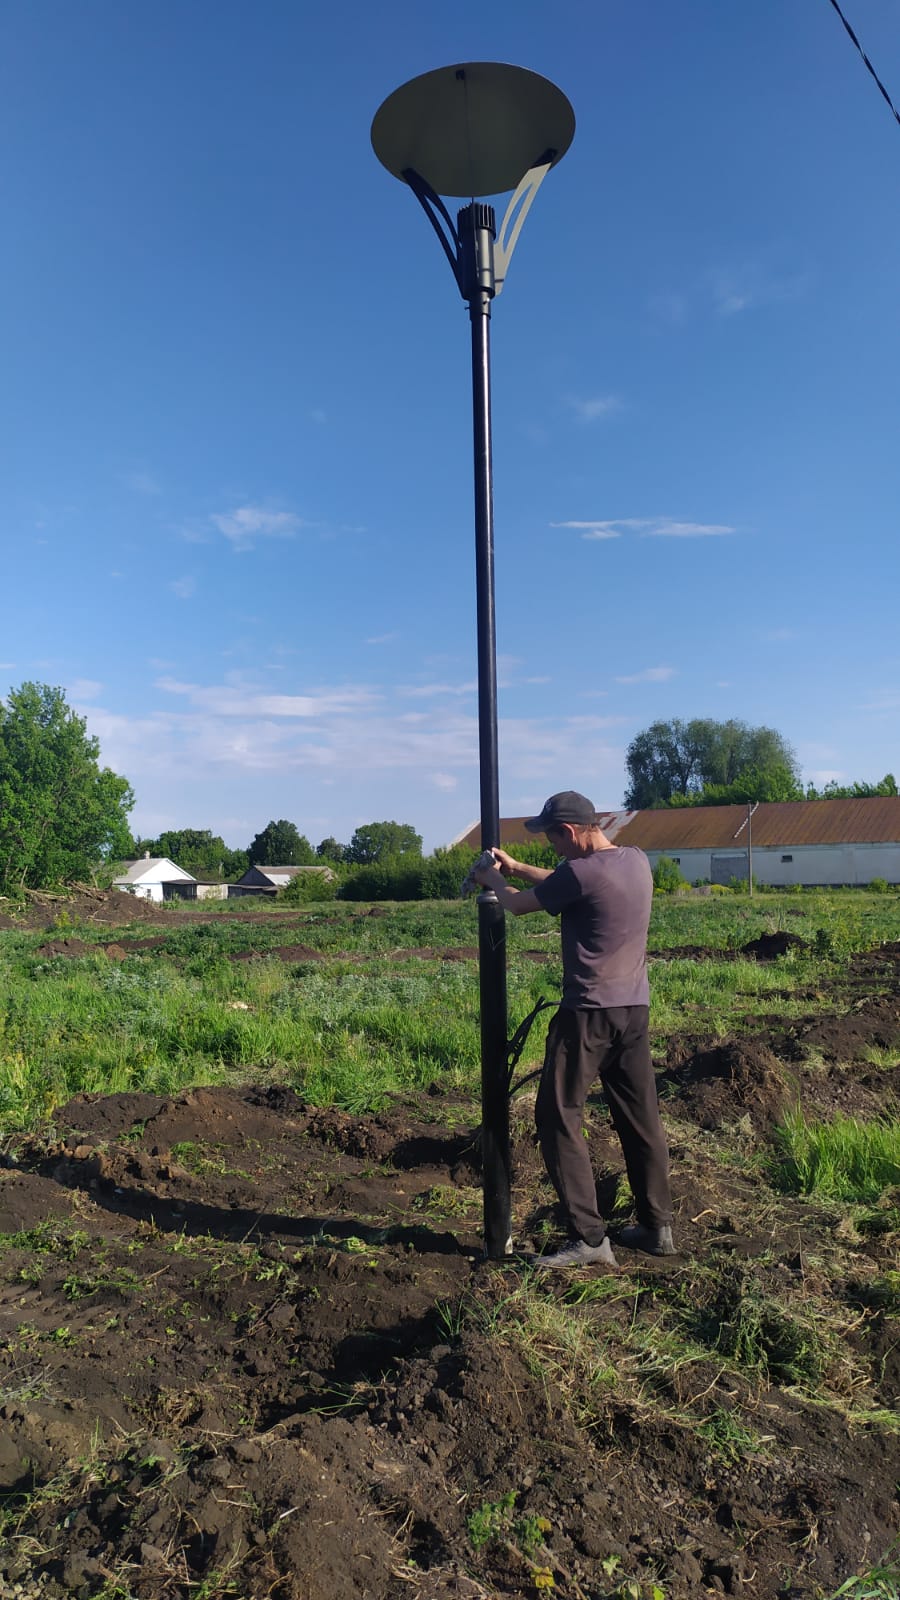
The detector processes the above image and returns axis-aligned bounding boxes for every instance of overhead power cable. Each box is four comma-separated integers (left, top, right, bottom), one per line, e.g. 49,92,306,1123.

827,0,900,131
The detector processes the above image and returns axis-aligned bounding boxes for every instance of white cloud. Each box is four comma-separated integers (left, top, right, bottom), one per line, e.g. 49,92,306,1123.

171,576,196,600
614,666,676,685
550,520,623,540
155,677,379,719
709,263,809,319
805,768,844,786
431,773,458,791
210,505,308,551
399,682,478,699
642,520,733,539
567,395,623,423
66,678,103,701
550,517,733,540
366,633,397,646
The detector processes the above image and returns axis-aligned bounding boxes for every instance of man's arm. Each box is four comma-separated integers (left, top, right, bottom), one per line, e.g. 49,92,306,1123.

491,846,554,885
471,860,545,915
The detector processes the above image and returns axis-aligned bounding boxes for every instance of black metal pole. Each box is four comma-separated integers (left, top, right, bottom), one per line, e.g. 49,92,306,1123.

460,203,512,1258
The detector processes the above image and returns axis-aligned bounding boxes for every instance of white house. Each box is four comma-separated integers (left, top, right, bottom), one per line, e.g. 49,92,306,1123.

113,856,197,901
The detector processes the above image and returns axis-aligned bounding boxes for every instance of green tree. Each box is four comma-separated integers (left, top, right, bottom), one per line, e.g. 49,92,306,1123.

344,821,422,865
805,773,898,800
147,829,247,880
0,682,135,892
316,836,346,863
624,718,799,808
247,819,314,867
670,761,804,807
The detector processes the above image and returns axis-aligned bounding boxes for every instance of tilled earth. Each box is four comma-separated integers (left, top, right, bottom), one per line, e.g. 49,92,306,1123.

0,907,899,1600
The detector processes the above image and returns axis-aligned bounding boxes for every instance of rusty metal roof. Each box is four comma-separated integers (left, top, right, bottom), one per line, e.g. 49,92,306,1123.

614,797,900,849
456,811,638,849
455,798,900,852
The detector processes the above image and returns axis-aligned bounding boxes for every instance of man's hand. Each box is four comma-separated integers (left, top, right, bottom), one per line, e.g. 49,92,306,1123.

471,852,504,890
490,847,518,877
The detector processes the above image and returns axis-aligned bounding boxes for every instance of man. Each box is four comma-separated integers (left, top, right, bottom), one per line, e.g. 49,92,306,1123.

472,790,674,1268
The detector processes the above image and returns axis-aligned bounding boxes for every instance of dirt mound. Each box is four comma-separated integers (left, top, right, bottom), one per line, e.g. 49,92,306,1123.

231,942,325,962
740,930,810,960
664,1037,794,1129
3,1080,900,1598
790,994,900,1063
34,937,98,957
0,886,181,931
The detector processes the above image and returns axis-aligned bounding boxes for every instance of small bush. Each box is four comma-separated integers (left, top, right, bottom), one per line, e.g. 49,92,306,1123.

420,845,477,900
338,856,424,901
652,857,687,894
279,869,339,903
869,877,890,894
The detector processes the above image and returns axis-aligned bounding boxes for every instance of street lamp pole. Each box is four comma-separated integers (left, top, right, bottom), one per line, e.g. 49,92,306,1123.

371,64,574,1257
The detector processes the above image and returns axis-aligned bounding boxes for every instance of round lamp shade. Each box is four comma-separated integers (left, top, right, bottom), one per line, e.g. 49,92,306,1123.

371,62,575,198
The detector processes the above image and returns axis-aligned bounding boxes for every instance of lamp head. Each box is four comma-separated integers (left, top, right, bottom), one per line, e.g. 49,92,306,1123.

371,62,575,198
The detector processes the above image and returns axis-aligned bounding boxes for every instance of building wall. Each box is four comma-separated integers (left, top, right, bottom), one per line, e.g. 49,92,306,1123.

645,843,900,886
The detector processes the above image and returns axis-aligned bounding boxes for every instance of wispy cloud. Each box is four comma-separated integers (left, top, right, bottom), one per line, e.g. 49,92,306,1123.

550,520,623,540
709,262,809,319
648,290,688,326
861,689,900,713
123,470,161,496
210,505,309,551
551,517,734,540
66,678,103,701
614,666,676,685
85,679,629,800
643,520,733,539
156,678,379,719
566,395,623,424
171,576,196,600
399,682,478,699
366,633,397,646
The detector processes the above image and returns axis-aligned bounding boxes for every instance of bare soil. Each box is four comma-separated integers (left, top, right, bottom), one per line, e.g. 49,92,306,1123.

1,898,899,1600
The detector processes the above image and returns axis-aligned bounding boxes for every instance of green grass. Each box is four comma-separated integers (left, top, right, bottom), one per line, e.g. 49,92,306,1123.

771,1109,900,1204
1,889,897,1135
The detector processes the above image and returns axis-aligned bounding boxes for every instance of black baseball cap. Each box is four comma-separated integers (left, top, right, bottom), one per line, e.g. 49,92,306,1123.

525,791,597,832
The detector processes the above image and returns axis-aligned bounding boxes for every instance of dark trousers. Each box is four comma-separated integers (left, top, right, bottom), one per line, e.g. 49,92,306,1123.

535,1006,672,1245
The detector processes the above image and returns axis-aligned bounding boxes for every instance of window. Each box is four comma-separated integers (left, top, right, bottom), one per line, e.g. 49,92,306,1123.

781,854,793,863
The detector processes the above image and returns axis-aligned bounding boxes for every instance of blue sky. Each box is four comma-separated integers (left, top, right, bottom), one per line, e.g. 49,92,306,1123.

3,0,899,853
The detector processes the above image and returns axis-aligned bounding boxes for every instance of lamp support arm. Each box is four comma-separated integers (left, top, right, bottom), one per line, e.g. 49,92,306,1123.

401,168,463,291
493,156,553,296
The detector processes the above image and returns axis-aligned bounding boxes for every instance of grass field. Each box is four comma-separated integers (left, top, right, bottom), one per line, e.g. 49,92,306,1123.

1,889,897,1136
0,886,898,1600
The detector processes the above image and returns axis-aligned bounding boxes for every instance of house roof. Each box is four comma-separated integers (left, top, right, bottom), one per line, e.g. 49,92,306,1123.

610,797,900,850
237,864,334,885
454,797,900,854
113,857,196,884
454,812,636,850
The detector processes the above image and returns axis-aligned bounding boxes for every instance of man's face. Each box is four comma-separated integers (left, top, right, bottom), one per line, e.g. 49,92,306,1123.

545,823,577,859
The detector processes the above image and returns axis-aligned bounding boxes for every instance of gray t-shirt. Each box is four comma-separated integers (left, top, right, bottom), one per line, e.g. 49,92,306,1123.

533,846,652,1008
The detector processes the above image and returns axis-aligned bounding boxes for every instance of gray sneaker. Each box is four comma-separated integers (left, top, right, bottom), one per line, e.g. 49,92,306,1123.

535,1237,618,1270
616,1223,676,1257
